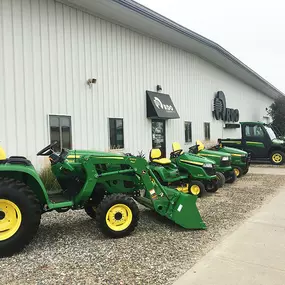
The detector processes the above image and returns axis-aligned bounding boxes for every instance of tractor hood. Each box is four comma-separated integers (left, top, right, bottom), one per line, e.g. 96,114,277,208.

222,146,247,156
67,149,124,158
181,152,216,165
272,138,285,146
199,149,231,158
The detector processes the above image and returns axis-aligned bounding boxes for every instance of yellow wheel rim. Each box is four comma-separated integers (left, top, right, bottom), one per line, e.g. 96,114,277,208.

272,154,282,163
0,199,22,241
234,168,240,177
106,204,132,232
190,185,200,195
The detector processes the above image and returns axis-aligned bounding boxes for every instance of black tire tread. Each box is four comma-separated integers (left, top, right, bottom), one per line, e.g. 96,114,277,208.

0,177,41,257
216,172,226,187
270,151,285,165
233,166,243,178
189,180,206,197
96,194,139,238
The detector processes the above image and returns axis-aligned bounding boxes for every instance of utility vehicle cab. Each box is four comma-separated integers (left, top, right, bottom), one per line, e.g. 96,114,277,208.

220,122,285,165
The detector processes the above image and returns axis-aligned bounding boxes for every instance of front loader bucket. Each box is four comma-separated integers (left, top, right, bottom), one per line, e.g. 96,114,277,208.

167,192,206,230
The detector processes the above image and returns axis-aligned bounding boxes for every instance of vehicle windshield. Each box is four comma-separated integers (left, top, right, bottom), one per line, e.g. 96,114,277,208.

264,125,277,140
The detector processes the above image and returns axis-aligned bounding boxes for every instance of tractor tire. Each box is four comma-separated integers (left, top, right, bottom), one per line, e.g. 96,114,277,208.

96,194,139,238
216,172,226,188
243,168,249,175
0,178,41,257
233,166,243,178
270,151,285,165
226,171,237,184
188,181,206,197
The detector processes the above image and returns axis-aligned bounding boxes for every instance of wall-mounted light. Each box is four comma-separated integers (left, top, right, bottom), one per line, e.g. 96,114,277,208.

156,85,162,92
87,78,97,88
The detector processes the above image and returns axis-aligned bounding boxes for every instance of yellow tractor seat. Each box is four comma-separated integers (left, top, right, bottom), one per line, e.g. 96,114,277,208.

196,140,205,152
0,146,7,160
172,142,184,154
149,149,171,165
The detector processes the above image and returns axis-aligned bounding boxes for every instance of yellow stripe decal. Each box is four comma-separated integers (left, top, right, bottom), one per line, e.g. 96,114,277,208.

221,141,241,144
246,141,264,145
231,154,242,157
200,153,220,158
98,157,124,160
180,159,204,166
67,155,81,159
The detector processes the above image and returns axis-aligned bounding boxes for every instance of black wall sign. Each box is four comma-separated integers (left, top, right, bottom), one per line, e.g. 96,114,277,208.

146,91,180,119
213,91,239,122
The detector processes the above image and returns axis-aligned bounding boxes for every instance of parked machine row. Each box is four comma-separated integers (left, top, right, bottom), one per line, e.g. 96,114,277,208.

0,136,251,257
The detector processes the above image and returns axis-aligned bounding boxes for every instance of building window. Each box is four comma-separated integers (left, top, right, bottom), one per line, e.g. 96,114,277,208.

185,122,192,143
204,122,211,140
49,115,72,152
109,118,124,149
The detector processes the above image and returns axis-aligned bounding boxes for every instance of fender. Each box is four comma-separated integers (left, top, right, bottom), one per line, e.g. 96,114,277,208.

0,164,49,205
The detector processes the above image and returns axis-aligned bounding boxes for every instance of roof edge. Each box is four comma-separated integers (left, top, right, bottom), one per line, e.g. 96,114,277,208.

112,0,284,98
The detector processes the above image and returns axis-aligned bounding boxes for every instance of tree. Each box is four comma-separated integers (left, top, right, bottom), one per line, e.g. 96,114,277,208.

267,96,285,135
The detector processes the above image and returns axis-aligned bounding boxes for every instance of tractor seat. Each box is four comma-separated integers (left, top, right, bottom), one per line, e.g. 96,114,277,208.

149,149,171,165
172,142,184,154
5,156,32,166
196,140,205,151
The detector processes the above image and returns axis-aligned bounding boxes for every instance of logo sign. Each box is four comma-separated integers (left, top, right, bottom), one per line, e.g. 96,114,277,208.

213,91,239,122
153,97,174,112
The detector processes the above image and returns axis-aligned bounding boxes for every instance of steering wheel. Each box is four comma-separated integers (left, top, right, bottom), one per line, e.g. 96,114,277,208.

37,141,58,156
189,145,198,154
170,149,183,158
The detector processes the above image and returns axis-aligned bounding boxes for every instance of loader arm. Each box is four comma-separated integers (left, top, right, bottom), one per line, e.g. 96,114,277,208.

76,155,206,230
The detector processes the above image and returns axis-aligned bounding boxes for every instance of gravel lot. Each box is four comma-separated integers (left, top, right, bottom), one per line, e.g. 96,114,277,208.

1,172,285,285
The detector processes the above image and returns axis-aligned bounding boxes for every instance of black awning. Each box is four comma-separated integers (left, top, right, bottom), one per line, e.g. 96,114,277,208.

146,91,180,119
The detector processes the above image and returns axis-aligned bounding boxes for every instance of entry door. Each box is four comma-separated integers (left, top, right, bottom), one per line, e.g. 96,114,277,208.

242,123,270,159
152,120,166,157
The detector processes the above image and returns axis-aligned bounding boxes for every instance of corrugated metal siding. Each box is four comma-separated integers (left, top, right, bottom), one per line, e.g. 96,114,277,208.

0,0,273,167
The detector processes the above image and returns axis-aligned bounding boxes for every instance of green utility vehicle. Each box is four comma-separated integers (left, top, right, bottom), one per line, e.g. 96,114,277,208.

188,141,236,184
209,142,251,178
220,122,285,165
148,147,219,197
0,142,206,257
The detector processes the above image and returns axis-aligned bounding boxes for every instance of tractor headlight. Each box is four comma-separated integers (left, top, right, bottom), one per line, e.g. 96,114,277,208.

203,163,213,168
221,156,229,161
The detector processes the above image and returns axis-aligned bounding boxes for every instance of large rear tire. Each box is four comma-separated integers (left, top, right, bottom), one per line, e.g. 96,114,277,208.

96,194,139,238
0,178,41,257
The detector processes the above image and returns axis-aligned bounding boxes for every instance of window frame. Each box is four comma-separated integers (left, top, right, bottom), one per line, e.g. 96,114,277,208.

184,121,192,143
108,118,125,150
204,122,211,141
48,114,72,152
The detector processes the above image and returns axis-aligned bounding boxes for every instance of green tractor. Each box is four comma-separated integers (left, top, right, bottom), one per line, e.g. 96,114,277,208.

0,142,206,257
188,140,237,184
209,140,251,178
148,147,219,197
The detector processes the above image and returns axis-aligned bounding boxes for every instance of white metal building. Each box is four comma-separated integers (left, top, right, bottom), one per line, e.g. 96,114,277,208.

1,0,284,168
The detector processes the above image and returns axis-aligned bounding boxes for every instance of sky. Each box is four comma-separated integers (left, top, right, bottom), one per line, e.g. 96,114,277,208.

136,0,285,93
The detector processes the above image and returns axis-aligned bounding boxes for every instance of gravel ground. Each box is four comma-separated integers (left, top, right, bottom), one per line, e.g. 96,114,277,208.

1,173,285,285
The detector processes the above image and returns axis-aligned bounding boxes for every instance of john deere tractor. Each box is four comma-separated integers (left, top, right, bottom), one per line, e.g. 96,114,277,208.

148,146,219,197
0,142,206,257
209,140,251,178
188,141,236,184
